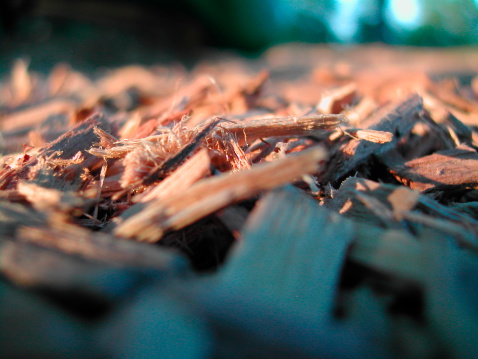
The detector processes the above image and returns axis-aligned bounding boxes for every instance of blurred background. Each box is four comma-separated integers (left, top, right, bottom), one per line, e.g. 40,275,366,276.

1,0,478,73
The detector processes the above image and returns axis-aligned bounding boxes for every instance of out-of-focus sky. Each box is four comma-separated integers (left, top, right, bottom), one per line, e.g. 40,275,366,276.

329,0,478,44
332,0,423,41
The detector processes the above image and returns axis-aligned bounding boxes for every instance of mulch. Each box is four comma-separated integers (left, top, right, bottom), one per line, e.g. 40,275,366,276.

1,45,478,358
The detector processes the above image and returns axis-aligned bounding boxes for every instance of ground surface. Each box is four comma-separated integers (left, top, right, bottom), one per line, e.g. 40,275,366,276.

1,45,478,358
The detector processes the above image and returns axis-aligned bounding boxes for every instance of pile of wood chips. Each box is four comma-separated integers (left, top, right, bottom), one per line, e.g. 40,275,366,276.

1,45,478,358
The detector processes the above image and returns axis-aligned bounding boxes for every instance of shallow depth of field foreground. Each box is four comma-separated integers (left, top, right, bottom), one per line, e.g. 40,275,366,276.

1,45,478,358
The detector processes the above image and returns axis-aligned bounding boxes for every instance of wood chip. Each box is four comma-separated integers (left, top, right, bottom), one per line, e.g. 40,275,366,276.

114,146,327,241
322,94,424,183
220,114,347,146
220,185,353,317
2,46,478,359
317,83,357,114
389,144,478,191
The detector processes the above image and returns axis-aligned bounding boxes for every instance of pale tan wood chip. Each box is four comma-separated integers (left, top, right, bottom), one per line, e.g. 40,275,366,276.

114,146,327,242
135,148,211,203
219,114,346,146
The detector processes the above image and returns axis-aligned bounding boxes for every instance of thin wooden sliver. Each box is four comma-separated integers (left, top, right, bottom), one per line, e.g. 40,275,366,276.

219,114,347,145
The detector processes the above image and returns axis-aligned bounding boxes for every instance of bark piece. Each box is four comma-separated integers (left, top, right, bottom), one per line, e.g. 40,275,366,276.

190,186,370,359
220,185,353,317
326,177,478,250
389,144,478,191
0,113,110,191
39,113,110,162
322,94,424,183
325,177,419,228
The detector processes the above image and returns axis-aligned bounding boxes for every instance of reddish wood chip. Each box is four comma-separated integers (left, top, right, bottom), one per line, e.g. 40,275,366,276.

390,144,478,191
